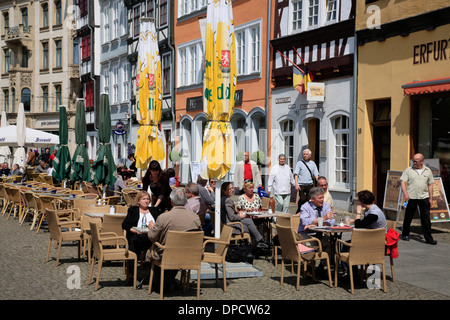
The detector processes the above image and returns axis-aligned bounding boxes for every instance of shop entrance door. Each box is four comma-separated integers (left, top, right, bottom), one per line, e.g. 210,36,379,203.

372,100,391,208
307,118,320,163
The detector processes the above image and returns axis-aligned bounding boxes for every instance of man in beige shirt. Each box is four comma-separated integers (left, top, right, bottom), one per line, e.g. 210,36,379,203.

400,153,436,244
146,188,202,289
318,176,334,210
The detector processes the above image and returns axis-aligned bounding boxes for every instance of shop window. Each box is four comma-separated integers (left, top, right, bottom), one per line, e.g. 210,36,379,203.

415,96,450,197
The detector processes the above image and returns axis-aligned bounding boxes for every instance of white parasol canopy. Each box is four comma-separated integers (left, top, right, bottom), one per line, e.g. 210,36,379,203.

0,126,60,148
13,103,27,170
0,111,11,166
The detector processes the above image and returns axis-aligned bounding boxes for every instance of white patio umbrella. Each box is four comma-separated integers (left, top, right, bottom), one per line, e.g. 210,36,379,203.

0,126,59,148
0,111,11,166
13,103,26,171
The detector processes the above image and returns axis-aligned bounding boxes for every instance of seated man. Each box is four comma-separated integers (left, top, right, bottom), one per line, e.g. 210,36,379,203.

34,161,47,173
296,187,335,261
146,189,202,288
185,182,208,224
0,162,10,176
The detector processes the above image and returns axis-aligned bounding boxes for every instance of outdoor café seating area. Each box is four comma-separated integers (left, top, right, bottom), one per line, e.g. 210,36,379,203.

0,174,397,299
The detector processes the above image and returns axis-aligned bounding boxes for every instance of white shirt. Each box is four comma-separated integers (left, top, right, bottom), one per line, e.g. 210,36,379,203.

137,211,155,228
267,164,295,195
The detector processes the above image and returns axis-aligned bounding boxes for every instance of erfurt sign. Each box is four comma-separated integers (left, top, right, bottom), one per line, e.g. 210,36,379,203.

413,39,449,64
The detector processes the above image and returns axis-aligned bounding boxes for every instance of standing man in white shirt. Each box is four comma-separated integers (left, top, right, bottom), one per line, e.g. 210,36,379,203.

267,154,295,212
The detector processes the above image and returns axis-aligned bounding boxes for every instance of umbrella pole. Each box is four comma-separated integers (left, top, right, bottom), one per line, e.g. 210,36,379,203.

215,181,222,239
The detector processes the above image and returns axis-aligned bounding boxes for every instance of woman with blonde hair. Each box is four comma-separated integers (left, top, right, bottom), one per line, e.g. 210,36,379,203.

122,190,160,283
236,181,262,213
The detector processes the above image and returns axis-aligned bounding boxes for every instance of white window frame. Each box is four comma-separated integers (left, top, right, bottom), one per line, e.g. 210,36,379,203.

112,66,119,103
289,0,335,34
178,0,207,18
177,39,202,88
112,1,119,40
281,119,295,169
103,67,110,94
122,63,130,102
234,19,262,77
332,115,350,188
103,4,110,44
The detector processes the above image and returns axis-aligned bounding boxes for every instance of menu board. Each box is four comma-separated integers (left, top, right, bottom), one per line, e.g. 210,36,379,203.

383,170,403,211
430,178,450,223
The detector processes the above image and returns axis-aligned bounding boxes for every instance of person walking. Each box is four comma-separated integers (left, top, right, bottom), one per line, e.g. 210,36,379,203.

294,149,319,213
400,153,437,245
267,154,295,213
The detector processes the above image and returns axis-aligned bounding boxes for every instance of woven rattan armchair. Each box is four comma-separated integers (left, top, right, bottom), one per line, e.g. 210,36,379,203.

334,228,387,294
6,186,23,220
88,222,137,290
148,230,204,300
202,225,233,292
45,209,82,266
122,188,139,206
277,224,332,290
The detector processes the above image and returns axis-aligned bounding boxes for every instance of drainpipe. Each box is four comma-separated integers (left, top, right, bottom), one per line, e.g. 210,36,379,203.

351,33,358,211
264,0,272,188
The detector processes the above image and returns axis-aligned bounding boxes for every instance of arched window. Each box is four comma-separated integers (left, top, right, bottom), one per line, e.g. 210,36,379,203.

21,88,31,112
281,119,294,168
333,115,349,184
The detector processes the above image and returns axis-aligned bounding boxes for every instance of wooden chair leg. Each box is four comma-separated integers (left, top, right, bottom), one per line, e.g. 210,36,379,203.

148,264,154,294
46,239,52,262
95,258,103,291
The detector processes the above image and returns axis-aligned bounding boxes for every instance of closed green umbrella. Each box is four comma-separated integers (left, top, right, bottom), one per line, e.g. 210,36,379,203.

52,105,71,183
91,94,117,188
70,99,90,183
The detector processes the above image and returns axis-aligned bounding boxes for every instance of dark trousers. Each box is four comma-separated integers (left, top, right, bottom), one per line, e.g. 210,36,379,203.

126,233,152,277
297,184,314,213
402,198,434,242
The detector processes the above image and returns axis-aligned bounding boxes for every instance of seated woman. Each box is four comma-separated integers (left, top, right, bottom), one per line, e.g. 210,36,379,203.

221,181,269,249
236,181,262,212
122,191,160,282
351,190,387,231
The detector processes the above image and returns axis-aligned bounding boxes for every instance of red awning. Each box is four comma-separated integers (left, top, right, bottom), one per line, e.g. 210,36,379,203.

402,78,450,95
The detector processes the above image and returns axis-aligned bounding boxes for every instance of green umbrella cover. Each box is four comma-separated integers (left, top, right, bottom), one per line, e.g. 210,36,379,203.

70,99,91,182
52,106,71,181
91,94,117,187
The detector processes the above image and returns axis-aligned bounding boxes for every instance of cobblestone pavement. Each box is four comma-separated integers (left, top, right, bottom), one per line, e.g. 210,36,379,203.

1,211,449,305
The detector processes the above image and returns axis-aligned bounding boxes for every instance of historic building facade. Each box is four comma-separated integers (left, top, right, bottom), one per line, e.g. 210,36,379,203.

270,0,356,211
355,0,450,208
1,0,80,154
174,0,271,185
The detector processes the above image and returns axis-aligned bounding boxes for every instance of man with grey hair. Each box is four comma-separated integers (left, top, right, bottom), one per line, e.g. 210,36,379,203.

147,188,202,261
146,188,202,289
267,154,295,212
185,182,208,219
297,186,335,269
294,148,319,212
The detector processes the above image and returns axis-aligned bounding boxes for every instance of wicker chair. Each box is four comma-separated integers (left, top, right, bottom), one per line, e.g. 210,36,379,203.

19,190,38,225
122,189,139,206
0,183,10,215
6,186,24,220
45,209,82,266
202,225,233,292
75,193,99,199
82,181,100,196
277,224,332,290
35,195,73,233
148,230,204,300
100,195,120,205
101,213,126,246
271,215,299,267
334,228,387,294
88,222,137,290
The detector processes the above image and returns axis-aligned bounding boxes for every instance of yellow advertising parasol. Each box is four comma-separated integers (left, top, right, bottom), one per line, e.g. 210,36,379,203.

201,0,236,180
135,18,165,170
202,0,236,238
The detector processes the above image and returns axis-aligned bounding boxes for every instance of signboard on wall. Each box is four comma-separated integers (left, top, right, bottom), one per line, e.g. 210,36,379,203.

307,82,325,102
